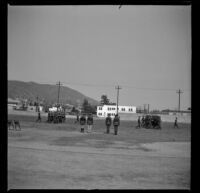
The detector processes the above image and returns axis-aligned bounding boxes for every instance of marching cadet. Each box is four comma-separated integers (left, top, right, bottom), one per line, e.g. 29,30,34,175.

174,117,179,128
87,113,93,133
105,114,112,134
80,114,86,133
113,114,120,135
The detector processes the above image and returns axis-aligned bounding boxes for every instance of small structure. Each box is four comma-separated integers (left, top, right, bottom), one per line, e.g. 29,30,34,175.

49,107,59,112
7,98,20,110
97,105,136,118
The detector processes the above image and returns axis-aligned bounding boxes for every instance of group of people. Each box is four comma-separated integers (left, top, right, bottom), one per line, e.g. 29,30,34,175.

136,116,144,128
137,115,179,128
78,113,94,133
37,110,179,130
77,113,120,135
105,114,120,135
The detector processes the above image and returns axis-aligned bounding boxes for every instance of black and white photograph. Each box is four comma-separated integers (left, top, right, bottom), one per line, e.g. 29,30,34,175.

7,4,191,189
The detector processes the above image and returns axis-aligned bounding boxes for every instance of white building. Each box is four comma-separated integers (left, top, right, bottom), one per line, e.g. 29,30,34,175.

97,105,136,118
49,107,60,112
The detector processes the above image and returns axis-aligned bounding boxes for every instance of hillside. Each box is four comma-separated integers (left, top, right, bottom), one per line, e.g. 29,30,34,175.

8,80,99,106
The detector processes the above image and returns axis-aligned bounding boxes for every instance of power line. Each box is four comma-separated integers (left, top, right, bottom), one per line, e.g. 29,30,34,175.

61,81,114,88
61,81,190,92
29,80,191,92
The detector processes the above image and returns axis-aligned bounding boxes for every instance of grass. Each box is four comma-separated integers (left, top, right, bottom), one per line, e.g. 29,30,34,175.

8,114,191,189
8,114,191,148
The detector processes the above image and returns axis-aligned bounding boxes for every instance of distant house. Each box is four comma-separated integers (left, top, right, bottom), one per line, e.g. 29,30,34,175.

97,105,136,118
8,98,20,109
27,105,38,112
49,107,60,112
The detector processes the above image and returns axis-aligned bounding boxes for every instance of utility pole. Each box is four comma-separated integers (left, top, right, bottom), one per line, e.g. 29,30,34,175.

115,85,122,115
176,89,183,112
144,104,147,114
36,96,39,112
56,81,62,111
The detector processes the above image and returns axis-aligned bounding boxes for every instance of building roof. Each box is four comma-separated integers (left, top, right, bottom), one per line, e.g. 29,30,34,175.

8,98,20,104
98,105,136,107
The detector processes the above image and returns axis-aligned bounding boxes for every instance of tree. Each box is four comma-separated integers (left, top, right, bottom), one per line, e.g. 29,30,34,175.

71,106,79,114
82,98,96,114
109,102,116,105
82,98,89,113
100,95,110,105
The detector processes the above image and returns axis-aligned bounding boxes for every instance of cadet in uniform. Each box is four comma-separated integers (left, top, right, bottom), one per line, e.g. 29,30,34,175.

174,117,179,128
87,114,93,133
113,114,120,135
105,114,112,134
80,114,86,133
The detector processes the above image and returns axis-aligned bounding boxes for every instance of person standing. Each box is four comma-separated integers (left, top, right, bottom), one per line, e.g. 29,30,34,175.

36,110,41,122
74,113,80,124
137,116,141,128
113,114,120,135
76,113,79,123
80,114,86,133
141,116,145,127
47,111,50,122
174,117,179,128
87,114,93,133
105,114,112,134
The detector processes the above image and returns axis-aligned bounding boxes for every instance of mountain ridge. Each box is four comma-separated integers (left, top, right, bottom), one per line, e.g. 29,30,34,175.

8,80,99,106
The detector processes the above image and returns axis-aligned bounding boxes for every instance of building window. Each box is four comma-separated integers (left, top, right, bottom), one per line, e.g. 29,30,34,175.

99,107,102,110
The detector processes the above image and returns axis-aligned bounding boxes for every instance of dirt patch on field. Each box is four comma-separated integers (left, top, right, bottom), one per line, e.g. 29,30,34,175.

8,141,190,189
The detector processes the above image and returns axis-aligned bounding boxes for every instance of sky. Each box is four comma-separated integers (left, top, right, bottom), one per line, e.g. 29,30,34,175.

8,5,191,110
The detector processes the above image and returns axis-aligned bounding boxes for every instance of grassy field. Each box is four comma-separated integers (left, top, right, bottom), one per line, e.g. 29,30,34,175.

8,113,191,189
8,114,191,145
